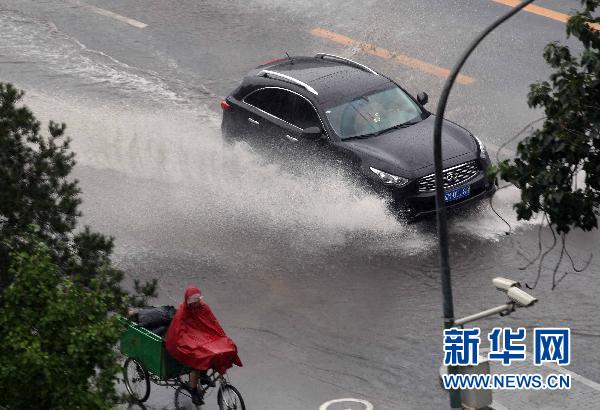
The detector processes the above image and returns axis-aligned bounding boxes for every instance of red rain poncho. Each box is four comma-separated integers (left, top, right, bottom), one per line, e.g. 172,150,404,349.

165,287,242,374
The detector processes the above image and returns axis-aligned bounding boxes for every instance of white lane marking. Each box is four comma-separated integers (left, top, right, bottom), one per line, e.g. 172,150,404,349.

68,0,147,28
319,398,374,410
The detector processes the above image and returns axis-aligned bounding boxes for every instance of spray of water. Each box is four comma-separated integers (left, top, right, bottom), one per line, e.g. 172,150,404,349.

23,92,536,256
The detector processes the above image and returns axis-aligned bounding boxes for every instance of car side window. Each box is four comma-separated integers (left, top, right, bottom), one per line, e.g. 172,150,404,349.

290,95,320,130
244,88,295,123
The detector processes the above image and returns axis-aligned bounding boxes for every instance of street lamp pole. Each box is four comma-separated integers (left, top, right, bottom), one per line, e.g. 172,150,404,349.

432,1,536,408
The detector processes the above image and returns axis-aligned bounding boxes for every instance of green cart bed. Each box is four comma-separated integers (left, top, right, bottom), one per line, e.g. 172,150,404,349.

119,317,189,380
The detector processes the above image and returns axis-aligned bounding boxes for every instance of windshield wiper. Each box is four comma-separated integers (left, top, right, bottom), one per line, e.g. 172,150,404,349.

344,129,387,140
390,120,420,129
343,120,421,141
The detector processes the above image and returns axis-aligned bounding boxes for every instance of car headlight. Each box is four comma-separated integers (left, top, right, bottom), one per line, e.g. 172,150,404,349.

473,135,488,159
369,167,409,187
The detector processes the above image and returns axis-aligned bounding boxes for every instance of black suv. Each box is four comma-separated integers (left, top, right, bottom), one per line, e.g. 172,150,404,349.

221,54,495,217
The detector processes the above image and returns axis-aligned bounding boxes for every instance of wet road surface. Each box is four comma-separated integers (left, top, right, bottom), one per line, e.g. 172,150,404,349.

1,1,599,408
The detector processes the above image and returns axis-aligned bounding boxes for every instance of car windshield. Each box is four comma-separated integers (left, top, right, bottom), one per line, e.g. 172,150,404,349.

325,85,424,140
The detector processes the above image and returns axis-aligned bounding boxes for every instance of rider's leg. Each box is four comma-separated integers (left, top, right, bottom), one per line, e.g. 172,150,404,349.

189,370,199,390
189,370,205,405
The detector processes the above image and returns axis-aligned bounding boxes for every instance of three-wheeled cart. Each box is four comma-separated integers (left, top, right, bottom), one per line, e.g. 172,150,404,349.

120,318,245,409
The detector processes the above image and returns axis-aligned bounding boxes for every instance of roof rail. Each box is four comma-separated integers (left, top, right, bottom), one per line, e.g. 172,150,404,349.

314,53,378,75
257,70,319,95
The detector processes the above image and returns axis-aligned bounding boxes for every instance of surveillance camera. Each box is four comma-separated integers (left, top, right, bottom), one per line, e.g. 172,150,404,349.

493,277,521,291
506,286,538,307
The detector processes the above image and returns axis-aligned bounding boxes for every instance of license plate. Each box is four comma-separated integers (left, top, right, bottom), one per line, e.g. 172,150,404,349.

444,185,470,203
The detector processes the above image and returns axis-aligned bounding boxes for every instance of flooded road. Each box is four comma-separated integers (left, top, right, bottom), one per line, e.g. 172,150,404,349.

1,1,598,408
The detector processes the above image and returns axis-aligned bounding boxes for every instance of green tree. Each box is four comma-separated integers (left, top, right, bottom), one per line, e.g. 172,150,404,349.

0,83,157,407
493,0,599,234
491,0,599,288
0,82,156,303
0,244,123,409
0,83,78,288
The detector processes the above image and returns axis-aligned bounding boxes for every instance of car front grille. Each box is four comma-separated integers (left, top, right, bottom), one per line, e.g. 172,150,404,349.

417,161,480,192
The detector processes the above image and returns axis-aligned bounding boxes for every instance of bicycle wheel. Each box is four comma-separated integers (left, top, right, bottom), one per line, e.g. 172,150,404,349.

123,358,150,403
217,384,245,410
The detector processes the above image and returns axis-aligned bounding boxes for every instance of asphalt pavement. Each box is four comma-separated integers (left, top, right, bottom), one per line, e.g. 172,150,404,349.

1,1,599,409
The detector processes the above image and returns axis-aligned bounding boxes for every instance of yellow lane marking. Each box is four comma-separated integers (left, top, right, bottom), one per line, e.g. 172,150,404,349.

492,0,600,31
309,27,477,85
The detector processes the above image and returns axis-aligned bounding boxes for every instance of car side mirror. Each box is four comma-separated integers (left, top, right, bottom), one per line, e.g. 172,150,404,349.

417,92,429,106
302,126,324,140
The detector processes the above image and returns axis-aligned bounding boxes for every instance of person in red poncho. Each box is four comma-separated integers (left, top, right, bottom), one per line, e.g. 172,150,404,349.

165,287,242,404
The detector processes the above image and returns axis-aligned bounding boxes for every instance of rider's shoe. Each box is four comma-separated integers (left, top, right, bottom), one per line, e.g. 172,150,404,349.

191,389,205,406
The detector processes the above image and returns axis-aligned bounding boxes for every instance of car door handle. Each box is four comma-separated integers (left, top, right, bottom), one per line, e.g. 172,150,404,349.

284,134,298,142
248,118,259,126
